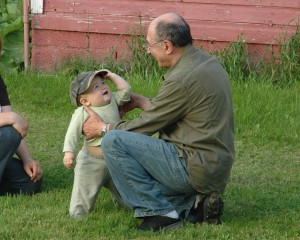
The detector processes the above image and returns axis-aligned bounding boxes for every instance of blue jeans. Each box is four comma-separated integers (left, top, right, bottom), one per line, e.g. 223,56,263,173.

0,126,42,195
102,130,198,218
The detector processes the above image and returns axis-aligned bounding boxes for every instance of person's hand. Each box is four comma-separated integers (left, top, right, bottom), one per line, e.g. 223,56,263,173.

119,93,150,117
98,69,112,79
82,105,104,141
23,159,43,182
11,112,29,138
63,152,75,169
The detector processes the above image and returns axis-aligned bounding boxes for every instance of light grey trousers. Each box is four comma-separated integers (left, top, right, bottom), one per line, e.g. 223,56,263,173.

69,148,124,218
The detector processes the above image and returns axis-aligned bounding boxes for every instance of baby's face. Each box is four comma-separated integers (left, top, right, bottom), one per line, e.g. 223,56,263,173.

82,76,111,107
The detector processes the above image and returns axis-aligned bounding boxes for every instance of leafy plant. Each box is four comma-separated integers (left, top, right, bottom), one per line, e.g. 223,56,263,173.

0,0,24,73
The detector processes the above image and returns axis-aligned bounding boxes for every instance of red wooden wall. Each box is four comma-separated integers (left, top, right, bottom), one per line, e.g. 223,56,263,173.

31,0,300,72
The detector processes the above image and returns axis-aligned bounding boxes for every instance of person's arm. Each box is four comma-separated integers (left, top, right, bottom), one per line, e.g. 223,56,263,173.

16,139,43,182
62,108,84,169
100,69,151,111
1,105,42,182
103,70,132,107
120,92,151,113
82,92,151,140
101,69,130,91
0,106,28,138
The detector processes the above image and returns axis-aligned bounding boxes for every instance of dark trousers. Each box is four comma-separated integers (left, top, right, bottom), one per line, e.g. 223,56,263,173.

0,126,42,196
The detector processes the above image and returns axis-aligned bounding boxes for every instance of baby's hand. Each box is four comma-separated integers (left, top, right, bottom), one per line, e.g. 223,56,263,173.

97,69,112,79
63,152,75,169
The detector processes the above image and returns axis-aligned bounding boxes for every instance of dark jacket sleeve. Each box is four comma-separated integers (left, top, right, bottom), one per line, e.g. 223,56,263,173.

0,75,11,106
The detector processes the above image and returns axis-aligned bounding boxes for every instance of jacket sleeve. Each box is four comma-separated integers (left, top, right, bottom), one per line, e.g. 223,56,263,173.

114,86,131,106
110,79,190,135
63,108,85,153
0,75,11,106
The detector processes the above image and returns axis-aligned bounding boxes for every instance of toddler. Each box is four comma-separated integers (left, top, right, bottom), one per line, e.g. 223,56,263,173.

63,69,131,218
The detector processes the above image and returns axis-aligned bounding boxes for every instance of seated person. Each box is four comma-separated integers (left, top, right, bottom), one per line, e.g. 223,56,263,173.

0,75,43,196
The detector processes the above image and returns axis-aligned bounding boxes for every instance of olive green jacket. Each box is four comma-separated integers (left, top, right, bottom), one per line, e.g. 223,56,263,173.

111,45,234,194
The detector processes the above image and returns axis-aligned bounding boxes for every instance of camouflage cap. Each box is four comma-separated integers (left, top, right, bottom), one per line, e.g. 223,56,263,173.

70,70,108,106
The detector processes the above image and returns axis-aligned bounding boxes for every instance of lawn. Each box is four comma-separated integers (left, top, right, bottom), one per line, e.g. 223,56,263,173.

0,32,300,239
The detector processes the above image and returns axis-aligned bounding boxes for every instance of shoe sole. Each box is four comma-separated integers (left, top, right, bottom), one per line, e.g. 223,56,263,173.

162,219,184,231
138,217,184,232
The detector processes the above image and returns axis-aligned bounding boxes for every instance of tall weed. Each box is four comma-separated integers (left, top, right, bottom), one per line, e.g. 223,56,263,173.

211,35,252,82
214,27,300,86
56,24,300,89
268,26,300,86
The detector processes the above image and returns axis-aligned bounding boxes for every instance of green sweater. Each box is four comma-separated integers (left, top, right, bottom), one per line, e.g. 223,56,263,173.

63,88,131,154
111,45,234,194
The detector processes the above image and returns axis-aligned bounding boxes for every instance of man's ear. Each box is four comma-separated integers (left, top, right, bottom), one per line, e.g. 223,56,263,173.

164,40,173,53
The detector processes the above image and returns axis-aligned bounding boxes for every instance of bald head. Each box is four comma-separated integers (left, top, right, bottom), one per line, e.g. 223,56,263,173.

149,13,193,48
152,13,183,26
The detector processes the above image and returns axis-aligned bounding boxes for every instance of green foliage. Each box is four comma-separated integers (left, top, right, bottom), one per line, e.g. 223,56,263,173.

0,0,24,73
211,35,252,82
124,20,165,81
59,24,300,90
212,27,300,86
268,26,300,86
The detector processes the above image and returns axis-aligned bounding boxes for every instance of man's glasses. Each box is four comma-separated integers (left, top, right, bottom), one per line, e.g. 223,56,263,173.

143,40,163,49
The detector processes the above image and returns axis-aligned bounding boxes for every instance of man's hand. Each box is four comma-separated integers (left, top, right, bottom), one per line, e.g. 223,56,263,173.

119,97,137,117
82,105,104,141
119,93,151,117
23,159,43,182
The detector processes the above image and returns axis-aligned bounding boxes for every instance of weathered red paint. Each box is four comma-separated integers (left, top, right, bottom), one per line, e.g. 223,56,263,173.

31,0,300,72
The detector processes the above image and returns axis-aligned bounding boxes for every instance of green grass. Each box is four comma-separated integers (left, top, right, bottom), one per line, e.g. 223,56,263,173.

1,30,300,239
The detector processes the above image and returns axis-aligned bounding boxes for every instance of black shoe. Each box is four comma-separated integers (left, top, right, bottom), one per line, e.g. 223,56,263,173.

188,192,224,225
137,216,183,232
